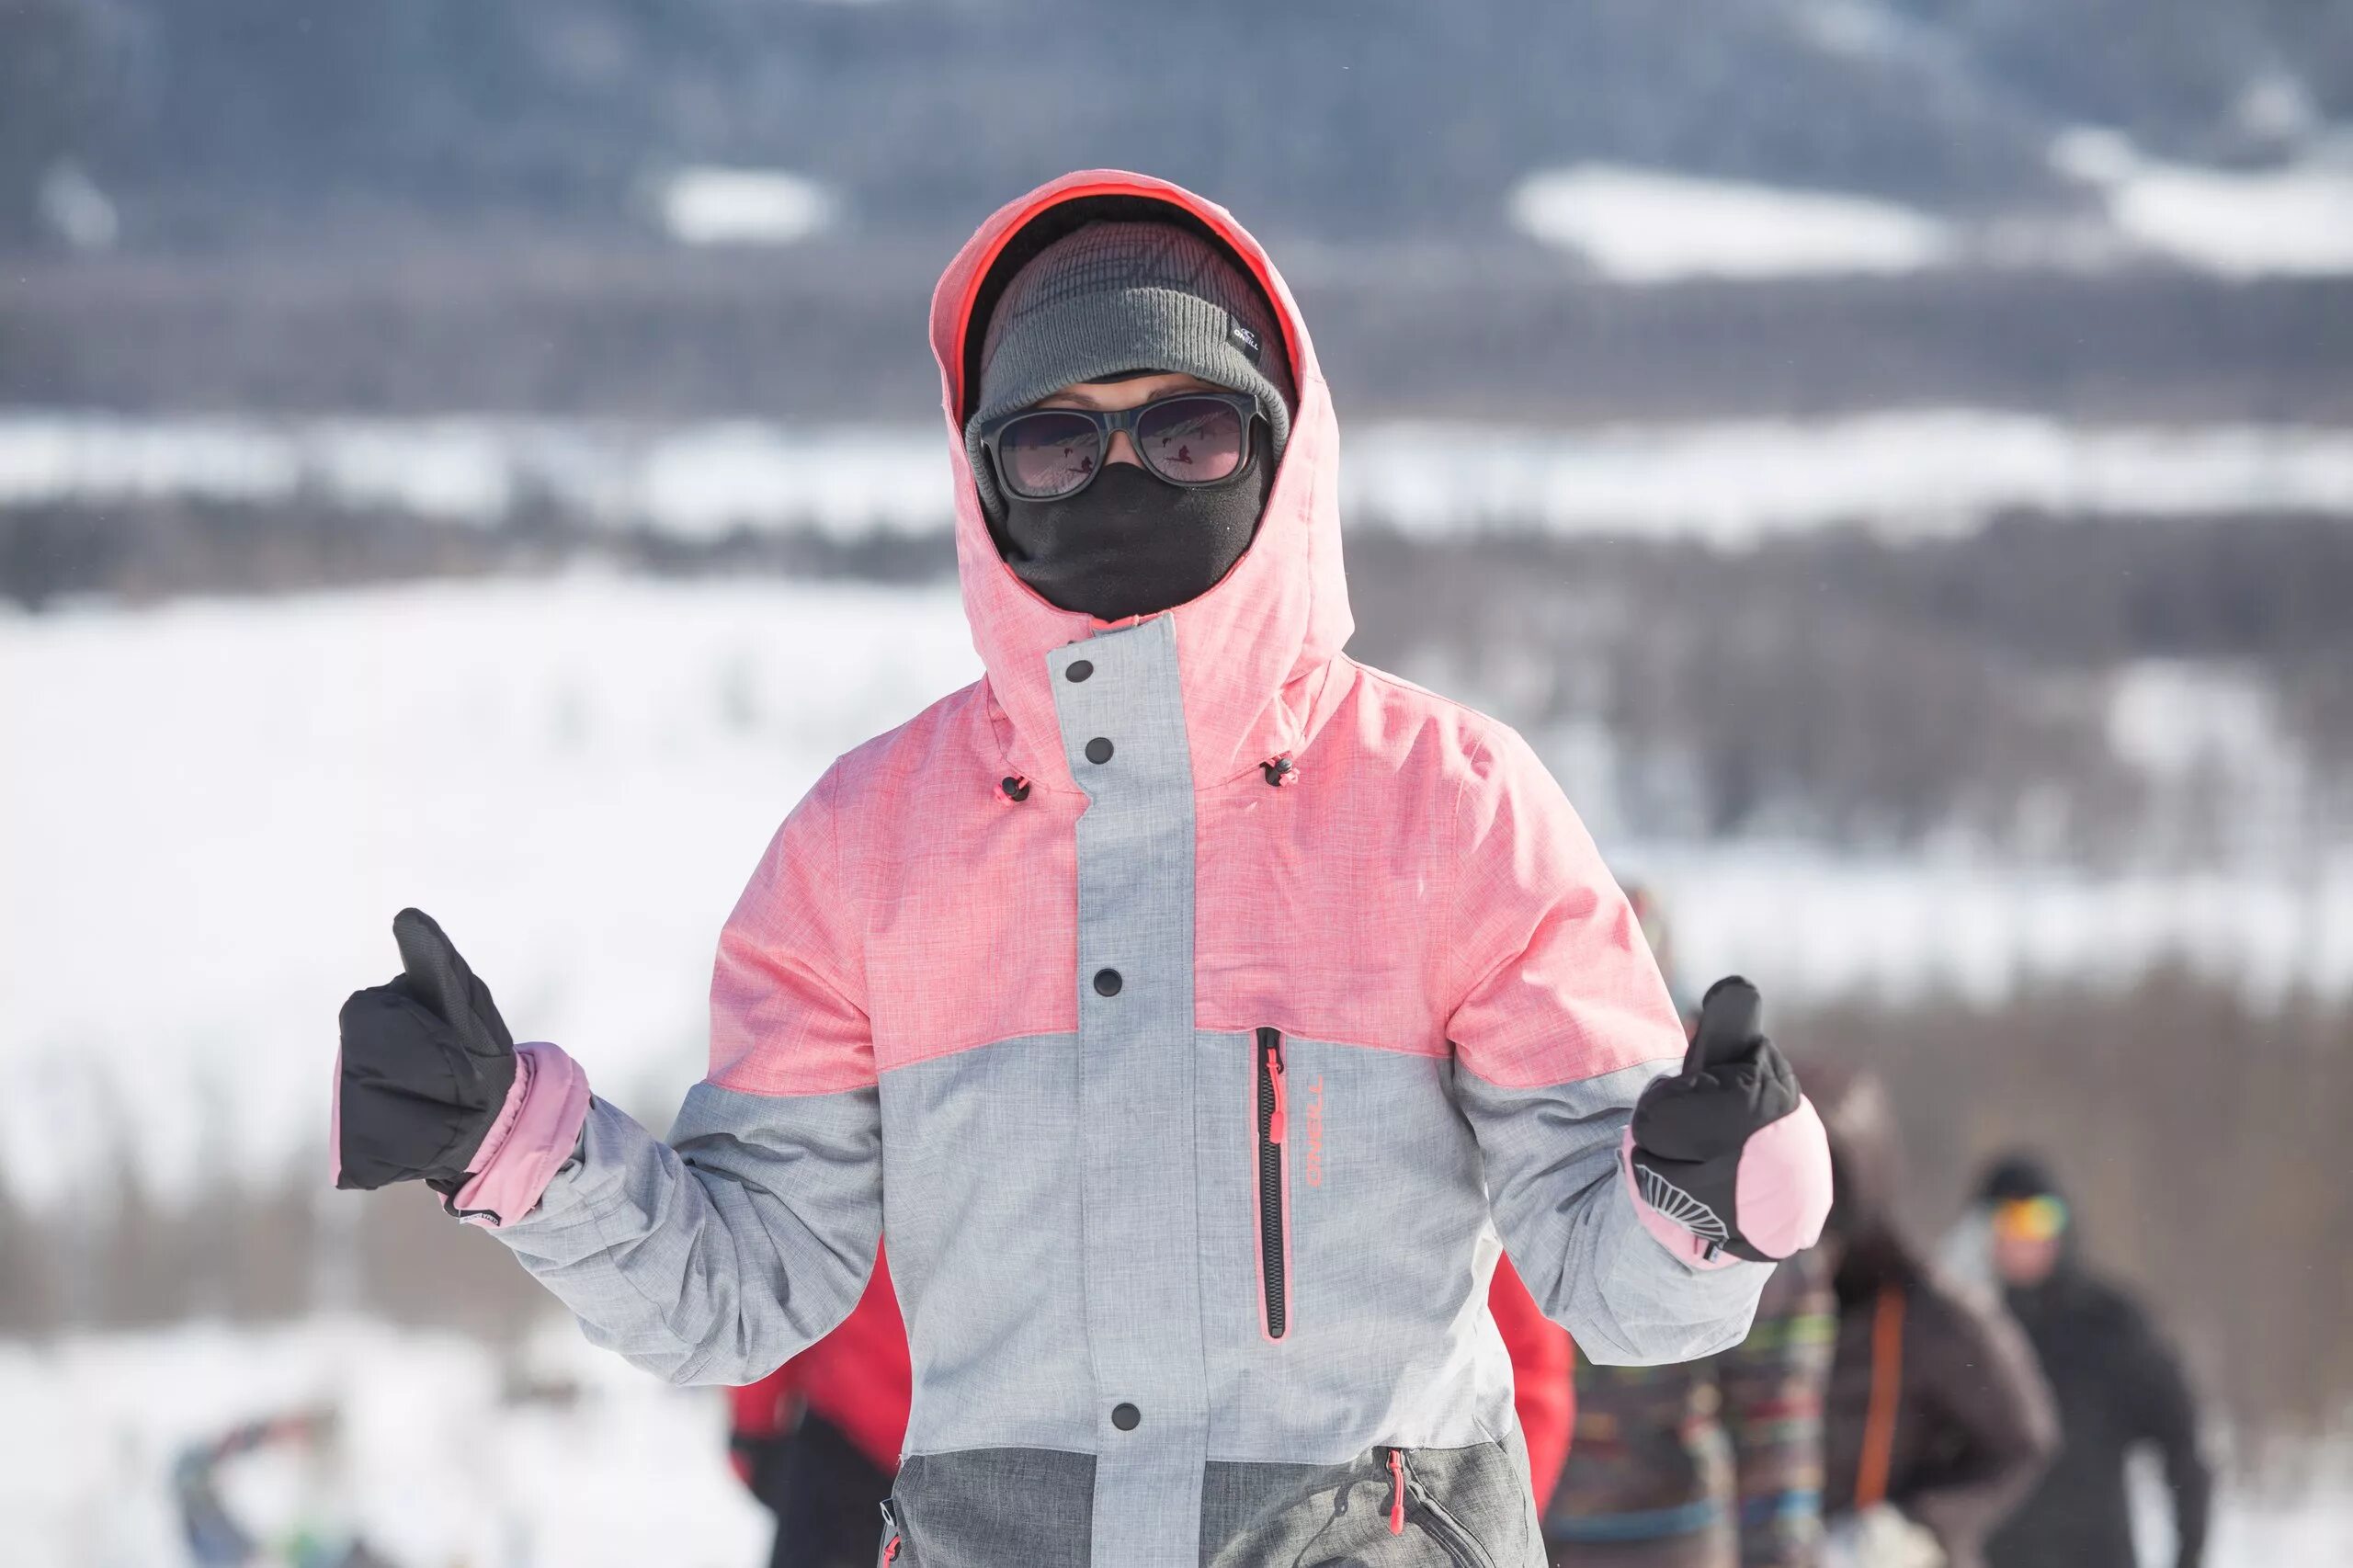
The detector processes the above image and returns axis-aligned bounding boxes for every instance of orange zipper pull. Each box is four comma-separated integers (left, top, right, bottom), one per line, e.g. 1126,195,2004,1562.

1265,1040,1289,1144
1387,1449,1406,1535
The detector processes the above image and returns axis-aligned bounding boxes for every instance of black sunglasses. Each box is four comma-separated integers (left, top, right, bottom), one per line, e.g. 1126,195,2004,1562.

979,391,1260,501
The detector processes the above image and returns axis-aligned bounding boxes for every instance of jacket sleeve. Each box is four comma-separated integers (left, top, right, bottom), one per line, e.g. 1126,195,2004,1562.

485,764,885,1385
2117,1301,2211,1568
1489,1255,1574,1510
1718,1252,1836,1568
1901,1282,2060,1568
1444,724,1771,1365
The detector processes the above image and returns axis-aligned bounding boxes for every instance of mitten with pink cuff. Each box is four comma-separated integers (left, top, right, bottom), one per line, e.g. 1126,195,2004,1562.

333,908,589,1228
1626,976,1833,1267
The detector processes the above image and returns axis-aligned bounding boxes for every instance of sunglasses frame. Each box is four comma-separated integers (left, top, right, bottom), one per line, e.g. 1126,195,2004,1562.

978,390,1261,501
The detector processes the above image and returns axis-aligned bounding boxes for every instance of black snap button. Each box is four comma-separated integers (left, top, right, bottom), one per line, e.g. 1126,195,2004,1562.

1066,659,1094,683
1093,968,1123,997
1085,736,1114,765
1111,1403,1141,1431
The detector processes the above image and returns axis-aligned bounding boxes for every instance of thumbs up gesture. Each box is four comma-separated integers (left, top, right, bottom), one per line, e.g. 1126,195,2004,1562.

335,909,520,1200
1629,976,1832,1263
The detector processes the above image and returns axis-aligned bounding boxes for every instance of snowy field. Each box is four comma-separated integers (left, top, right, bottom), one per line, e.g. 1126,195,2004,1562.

5,575,2350,1209
7,410,2353,548
1,1317,2344,1568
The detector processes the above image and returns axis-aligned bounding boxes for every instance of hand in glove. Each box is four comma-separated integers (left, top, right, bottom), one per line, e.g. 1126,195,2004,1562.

334,908,519,1206
1629,975,1832,1263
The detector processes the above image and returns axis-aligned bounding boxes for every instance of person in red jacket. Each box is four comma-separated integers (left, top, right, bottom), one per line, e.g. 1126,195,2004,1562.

733,1251,1574,1562
730,1249,913,1568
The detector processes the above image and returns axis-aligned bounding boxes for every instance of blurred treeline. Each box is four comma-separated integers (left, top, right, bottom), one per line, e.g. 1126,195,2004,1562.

2,974,2345,1456
11,502,2349,868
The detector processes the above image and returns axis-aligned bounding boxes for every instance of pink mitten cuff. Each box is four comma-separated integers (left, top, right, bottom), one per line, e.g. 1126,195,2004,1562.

450,1042,591,1229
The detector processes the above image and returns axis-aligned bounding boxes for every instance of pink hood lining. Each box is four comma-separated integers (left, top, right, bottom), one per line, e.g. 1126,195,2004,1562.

927,171,1357,798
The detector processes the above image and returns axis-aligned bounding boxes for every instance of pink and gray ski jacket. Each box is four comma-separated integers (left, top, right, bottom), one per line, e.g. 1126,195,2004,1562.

483,172,1775,1568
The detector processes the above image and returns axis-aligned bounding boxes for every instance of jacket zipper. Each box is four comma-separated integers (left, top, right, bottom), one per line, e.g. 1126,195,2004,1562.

879,1497,904,1563
1255,1026,1290,1340
1381,1449,1499,1568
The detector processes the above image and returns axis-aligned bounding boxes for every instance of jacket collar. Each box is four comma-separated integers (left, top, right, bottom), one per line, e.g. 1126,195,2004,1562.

927,170,1354,794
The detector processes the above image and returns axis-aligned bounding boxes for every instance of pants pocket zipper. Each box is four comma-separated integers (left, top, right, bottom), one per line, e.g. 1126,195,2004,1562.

1381,1448,1500,1568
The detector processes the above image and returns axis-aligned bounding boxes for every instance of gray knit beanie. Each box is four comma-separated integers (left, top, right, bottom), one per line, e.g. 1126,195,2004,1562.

964,221,1294,517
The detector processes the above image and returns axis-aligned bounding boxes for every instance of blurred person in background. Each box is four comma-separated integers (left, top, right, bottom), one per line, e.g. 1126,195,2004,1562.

329,170,1835,1568
1951,1156,2211,1568
1807,1067,2056,1568
729,1249,912,1568
1548,887,1838,1568
176,1409,398,1568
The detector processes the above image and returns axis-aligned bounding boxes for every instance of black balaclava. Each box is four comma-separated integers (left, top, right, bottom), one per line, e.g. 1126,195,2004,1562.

964,217,1295,622
995,422,1275,622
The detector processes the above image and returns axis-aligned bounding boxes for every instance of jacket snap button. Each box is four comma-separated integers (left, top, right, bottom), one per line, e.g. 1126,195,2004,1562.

1085,736,1114,765
1111,1403,1141,1431
1093,968,1123,997
1066,659,1094,683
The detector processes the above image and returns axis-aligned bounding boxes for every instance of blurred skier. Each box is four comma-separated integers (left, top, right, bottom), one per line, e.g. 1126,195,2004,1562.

1548,887,1837,1568
1955,1155,2211,1568
331,171,1836,1567
1807,1068,2057,1568
175,1410,398,1568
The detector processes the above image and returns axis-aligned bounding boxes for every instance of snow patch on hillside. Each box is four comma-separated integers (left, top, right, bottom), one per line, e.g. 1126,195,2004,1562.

1508,165,1954,280
2052,127,2353,278
657,166,835,247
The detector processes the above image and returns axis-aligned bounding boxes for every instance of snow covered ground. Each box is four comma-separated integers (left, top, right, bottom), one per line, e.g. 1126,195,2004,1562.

8,411,2353,545
5,576,2350,1209
1,1317,2344,1568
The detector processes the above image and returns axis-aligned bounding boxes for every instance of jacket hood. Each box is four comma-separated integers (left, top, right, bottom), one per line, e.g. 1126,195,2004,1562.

928,170,1354,795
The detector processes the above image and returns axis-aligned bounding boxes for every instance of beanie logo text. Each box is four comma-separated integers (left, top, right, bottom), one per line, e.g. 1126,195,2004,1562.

1227,321,1264,363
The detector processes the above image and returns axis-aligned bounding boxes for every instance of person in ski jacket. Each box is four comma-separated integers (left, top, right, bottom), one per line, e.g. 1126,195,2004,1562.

730,1250,1572,1564
1949,1156,2211,1568
1550,1256,1835,1568
731,1248,914,1568
330,170,1834,1568
1548,891,1837,1568
1805,1067,2056,1568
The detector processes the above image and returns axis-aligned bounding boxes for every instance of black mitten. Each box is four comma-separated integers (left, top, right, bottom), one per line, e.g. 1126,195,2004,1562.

1630,975,1827,1264
335,908,517,1198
